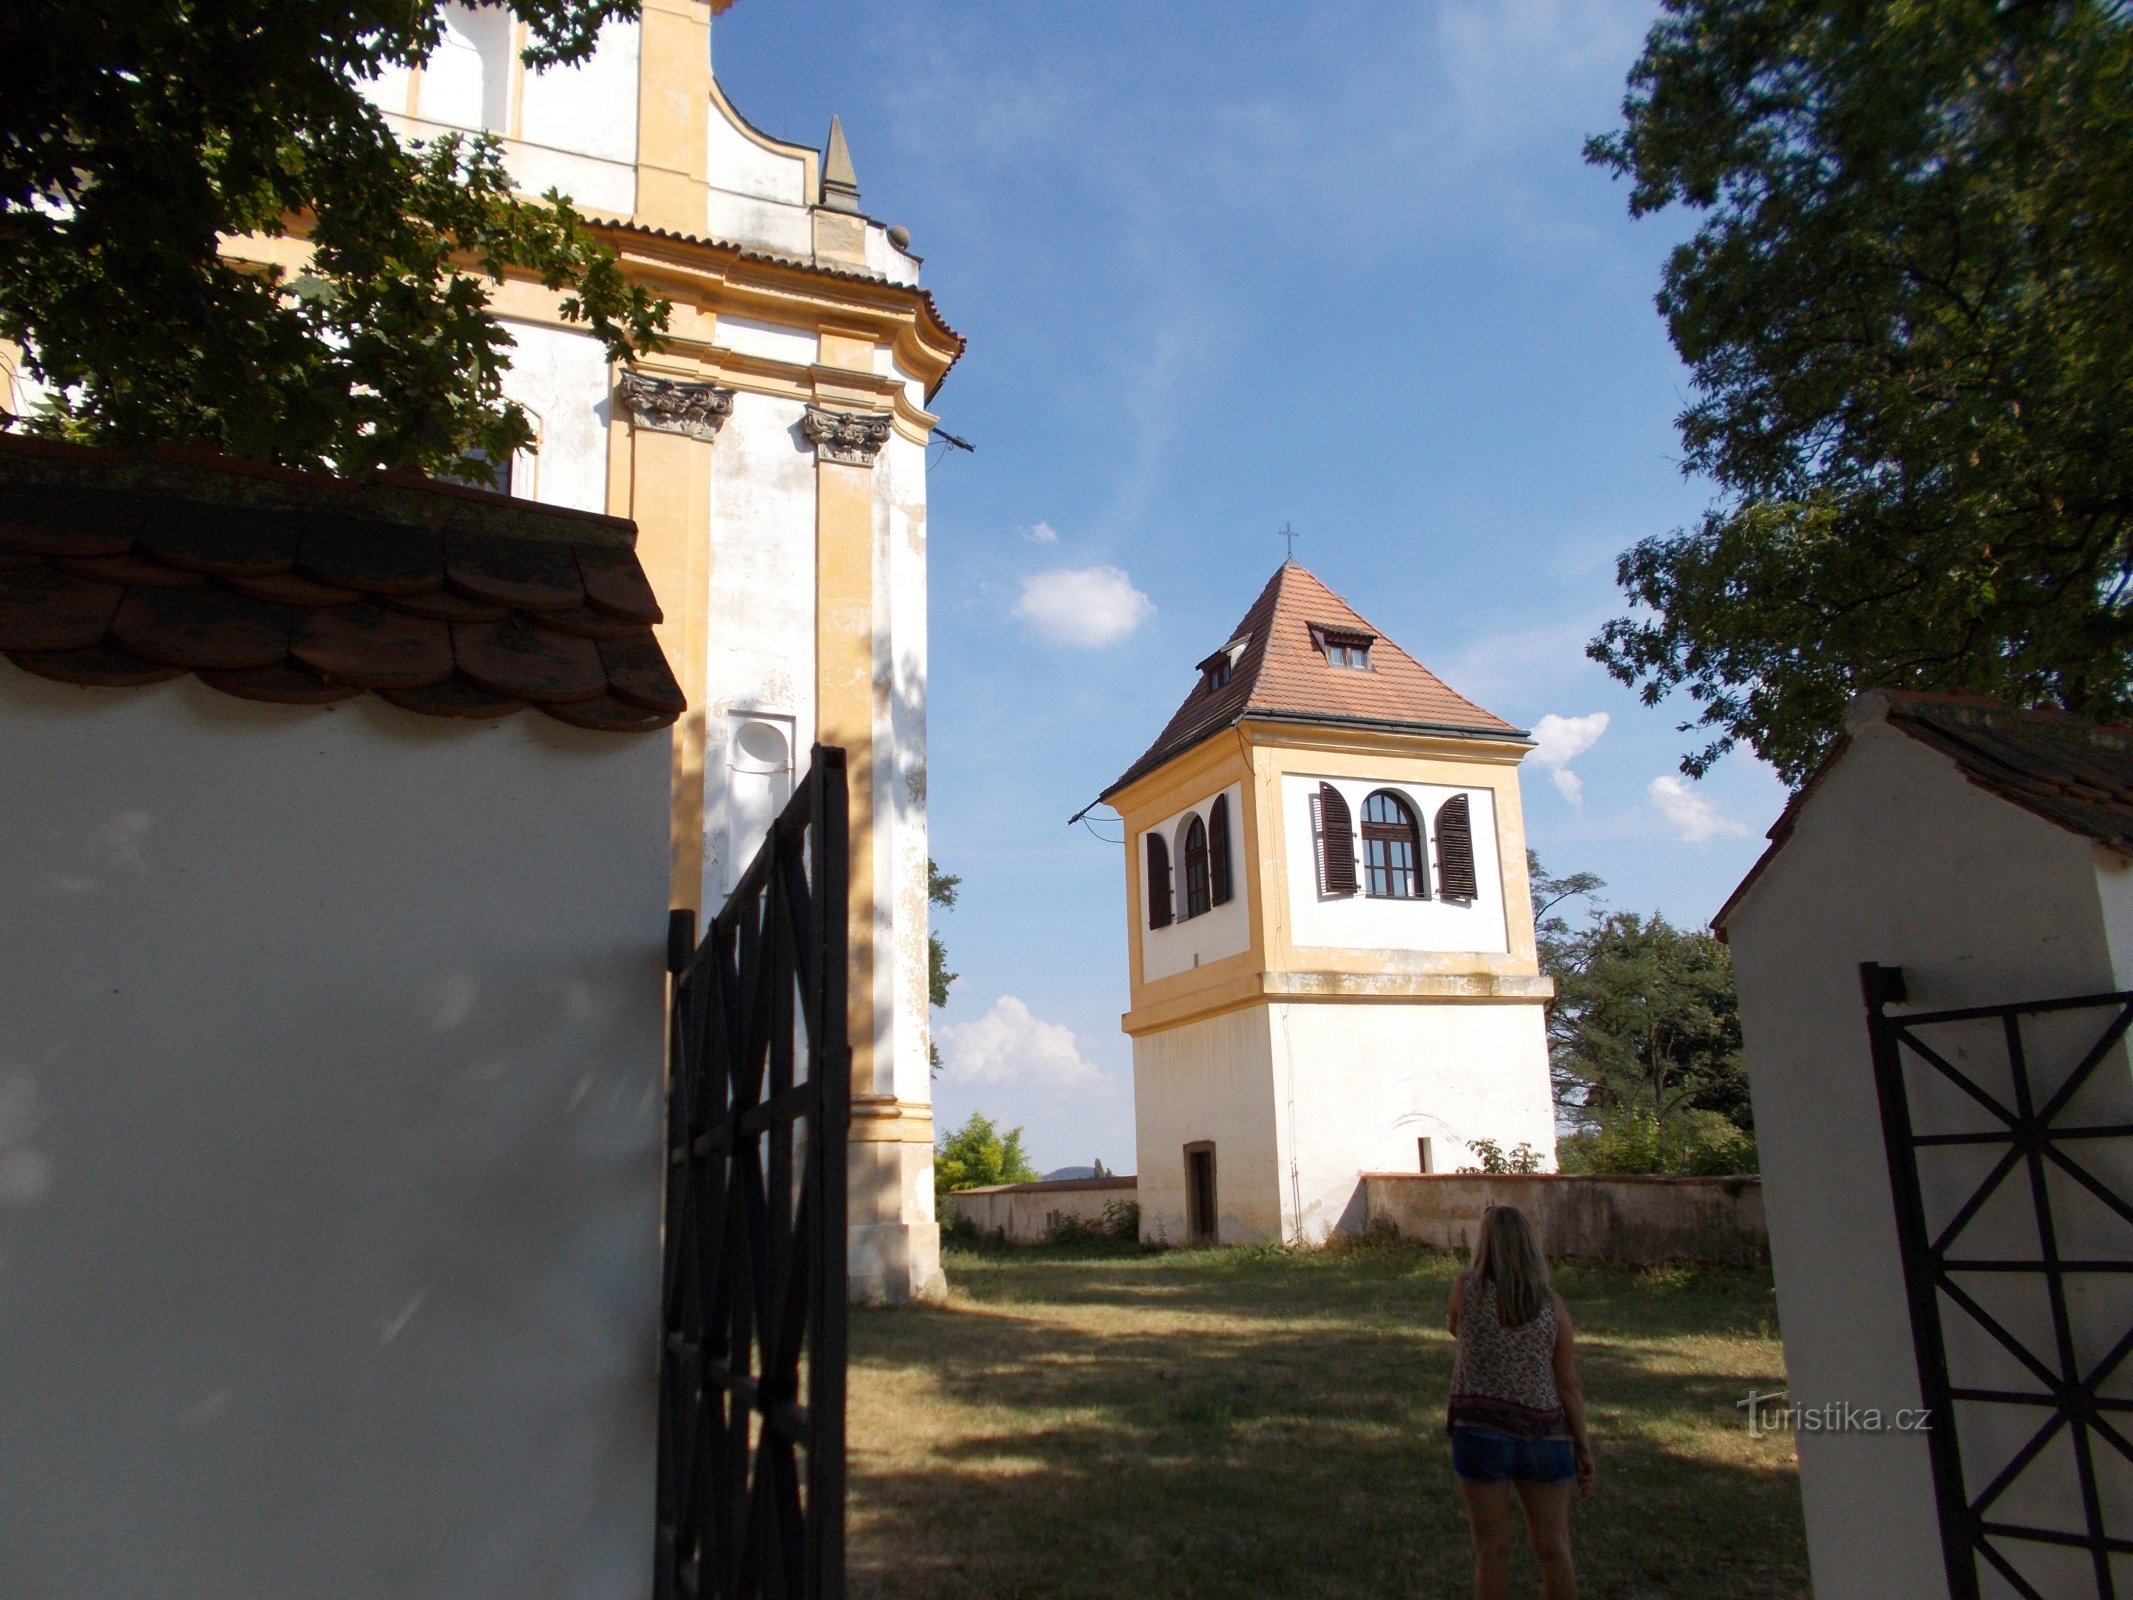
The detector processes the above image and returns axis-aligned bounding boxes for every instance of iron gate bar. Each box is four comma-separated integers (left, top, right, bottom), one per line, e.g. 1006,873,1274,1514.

1863,964,2133,1600
656,746,848,1600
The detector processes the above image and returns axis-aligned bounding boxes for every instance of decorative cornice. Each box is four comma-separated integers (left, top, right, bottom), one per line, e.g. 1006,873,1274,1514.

616,371,734,441
802,405,893,467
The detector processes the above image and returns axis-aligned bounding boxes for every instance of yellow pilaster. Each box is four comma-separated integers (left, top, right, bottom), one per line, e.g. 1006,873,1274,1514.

624,391,714,911
634,0,712,234
815,453,876,1095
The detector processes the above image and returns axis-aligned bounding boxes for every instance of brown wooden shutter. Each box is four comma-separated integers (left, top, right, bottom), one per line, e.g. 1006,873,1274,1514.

1208,794,1233,905
1316,783,1357,897
1147,832,1173,928
1435,793,1478,901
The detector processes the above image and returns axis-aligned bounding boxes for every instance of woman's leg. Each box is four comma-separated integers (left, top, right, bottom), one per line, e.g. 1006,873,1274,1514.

1514,1478,1578,1600
1456,1479,1517,1600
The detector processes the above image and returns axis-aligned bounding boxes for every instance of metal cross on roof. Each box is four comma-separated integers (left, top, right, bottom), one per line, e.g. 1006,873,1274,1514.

1278,522,1301,559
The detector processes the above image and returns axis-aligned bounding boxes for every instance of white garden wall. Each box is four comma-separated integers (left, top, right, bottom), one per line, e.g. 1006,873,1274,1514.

0,670,670,1600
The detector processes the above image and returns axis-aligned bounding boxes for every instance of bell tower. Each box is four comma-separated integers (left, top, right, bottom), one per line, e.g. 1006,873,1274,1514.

1102,563,1557,1245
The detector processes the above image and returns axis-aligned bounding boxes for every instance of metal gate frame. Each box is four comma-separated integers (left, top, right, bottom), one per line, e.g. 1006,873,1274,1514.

656,746,849,1600
1862,963,2133,1599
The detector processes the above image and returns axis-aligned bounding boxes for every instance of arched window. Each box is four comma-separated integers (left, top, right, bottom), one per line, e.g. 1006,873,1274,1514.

1182,815,1211,919
1361,790,1424,899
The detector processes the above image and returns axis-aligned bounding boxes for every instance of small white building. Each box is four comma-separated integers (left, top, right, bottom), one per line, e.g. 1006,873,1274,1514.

0,440,680,1598
1100,562,1557,1245
1717,690,2133,1600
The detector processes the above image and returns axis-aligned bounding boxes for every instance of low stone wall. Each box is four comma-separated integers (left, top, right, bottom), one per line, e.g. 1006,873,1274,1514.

1362,1173,1768,1267
945,1177,1139,1245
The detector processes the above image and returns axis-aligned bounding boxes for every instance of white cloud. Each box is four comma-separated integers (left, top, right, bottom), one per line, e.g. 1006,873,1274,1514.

1648,775,1751,844
1026,520,1059,544
1528,711,1609,812
1013,565,1155,648
935,996,1101,1089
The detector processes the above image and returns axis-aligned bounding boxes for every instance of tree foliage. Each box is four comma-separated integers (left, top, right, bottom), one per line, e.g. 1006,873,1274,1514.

934,1112,1037,1202
927,859,960,1011
1531,854,1753,1174
1587,2,2133,784
2,1,670,481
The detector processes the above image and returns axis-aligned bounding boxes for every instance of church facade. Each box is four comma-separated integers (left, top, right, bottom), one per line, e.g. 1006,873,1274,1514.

2,3,962,1301
1102,563,1557,1244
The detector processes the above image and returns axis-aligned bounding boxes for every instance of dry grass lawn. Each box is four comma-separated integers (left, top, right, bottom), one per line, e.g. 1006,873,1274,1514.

848,1238,1808,1599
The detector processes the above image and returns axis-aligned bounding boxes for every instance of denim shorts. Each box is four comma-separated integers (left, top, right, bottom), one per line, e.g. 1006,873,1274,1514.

1450,1425,1576,1486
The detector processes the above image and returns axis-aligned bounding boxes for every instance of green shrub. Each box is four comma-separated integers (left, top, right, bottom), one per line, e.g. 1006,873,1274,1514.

1556,1107,1758,1176
1457,1139,1547,1175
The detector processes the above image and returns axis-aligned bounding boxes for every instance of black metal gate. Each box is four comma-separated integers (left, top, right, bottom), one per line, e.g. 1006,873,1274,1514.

656,746,849,1600
1863,963,2133,1599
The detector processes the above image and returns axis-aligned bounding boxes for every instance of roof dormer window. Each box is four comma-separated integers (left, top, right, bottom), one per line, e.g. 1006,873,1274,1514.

1310,624,1375,670
1196,635,1249,694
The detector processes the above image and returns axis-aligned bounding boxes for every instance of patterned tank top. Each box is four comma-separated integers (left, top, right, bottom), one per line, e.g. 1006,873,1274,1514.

1446,1275,1569,1440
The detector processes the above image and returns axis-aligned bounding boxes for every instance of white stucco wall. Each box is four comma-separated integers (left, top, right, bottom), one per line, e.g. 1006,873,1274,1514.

0,669,670,1600
1132,1009,1281,1245
1271,999,1556,1240
495,318,611,514
1139,782,1250,983
1724,718,2133,1600
879,429,933,1117
1280,772,1510,955
703,390,816,903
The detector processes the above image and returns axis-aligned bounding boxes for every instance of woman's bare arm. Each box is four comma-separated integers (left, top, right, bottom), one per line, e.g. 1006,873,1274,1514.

1553,1292,1594,1495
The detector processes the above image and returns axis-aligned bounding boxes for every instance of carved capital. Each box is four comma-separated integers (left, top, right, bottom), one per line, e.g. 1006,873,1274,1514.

616,371,734,442
802,405,893,467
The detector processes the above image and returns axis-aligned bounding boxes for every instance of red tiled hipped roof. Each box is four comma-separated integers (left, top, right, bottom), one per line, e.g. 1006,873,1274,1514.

0,435,682,731
1102,562,1522,798
1713,691,2133,932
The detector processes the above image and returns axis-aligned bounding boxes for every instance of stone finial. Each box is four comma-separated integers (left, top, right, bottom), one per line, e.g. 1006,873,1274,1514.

616,372,735,442
822,116,862,215
802,406,892,466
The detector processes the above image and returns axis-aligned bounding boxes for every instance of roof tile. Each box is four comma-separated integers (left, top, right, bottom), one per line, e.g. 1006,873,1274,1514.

138,506,298,577
197,662,364,705
379,680,525,719
446,533,583,612
452,616,607,703
107,586,290,670
296,521,443,595
597,629,688,713
541,693,686,733
0,567,125,651
1103,562,1520,797
7,643,188,687
575,542,663,624
290,601,452,689
0,436,679,732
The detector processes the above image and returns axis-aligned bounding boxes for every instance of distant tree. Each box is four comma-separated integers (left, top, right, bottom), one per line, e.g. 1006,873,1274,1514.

1552,911,1753,1175
2,1,674,481
926,859,959,1076
934,1112,1038,1203
1529,850,1607,1113
1587,2,2133,784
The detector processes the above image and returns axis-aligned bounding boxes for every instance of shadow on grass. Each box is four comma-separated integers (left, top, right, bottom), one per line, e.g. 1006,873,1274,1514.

847,1245,1809,1600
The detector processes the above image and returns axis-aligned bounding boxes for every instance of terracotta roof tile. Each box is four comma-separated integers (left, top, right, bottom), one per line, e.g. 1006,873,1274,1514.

446,533,583,612
0,567,124,651
7,642,188,687
295,521,444,595
1102,561,1523,797
0,435,681,733
452,616,607,703
289,602,453,689
138,507,297,576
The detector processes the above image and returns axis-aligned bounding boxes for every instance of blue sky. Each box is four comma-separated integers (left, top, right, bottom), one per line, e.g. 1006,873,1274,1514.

709,1,1790,1174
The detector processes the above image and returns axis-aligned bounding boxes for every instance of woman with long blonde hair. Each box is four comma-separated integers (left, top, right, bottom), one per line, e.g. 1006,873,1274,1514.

1447,1204,1593,1600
